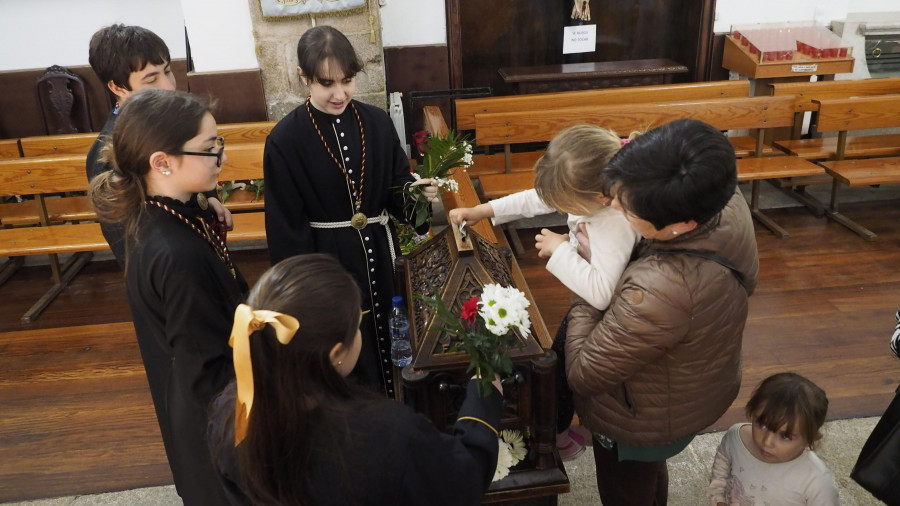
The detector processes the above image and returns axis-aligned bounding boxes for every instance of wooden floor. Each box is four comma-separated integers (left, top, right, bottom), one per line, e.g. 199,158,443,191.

1,199,899,502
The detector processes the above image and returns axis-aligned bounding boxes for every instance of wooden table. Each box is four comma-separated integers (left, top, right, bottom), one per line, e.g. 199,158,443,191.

499,58,689,94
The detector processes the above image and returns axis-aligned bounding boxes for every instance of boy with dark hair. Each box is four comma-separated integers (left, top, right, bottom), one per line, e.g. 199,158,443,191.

86,24,230,268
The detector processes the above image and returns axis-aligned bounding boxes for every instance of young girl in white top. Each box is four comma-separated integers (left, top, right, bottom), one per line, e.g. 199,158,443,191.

707,372,840,506
448,124,641,460
448,124,639,312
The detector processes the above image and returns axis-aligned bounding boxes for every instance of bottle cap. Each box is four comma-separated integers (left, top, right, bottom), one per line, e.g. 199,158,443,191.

392,296,404,307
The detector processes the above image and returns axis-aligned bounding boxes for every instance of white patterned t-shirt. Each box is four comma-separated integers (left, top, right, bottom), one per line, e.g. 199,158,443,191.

707,423,839,506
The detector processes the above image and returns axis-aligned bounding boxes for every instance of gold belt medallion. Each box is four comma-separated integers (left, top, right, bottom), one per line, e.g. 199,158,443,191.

351,212,368,230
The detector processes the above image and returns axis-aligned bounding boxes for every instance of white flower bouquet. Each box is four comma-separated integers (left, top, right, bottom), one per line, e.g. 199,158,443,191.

418,283,531,396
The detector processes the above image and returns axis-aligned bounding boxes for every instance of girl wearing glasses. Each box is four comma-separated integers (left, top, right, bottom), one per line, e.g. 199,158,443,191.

89,88,246,505
263,26,438,398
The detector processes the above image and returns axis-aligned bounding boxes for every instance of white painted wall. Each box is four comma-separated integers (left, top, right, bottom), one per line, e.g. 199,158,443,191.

0,0,186,71
0,0,257,73
181,0,258,72
379,0,446,47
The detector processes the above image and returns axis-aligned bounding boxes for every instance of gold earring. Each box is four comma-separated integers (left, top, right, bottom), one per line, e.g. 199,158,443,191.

337,360,343,366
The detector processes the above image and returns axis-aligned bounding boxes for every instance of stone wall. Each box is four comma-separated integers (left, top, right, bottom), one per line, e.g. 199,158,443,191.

246,0,388,120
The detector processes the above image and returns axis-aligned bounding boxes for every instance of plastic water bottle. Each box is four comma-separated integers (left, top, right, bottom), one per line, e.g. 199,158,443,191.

390,296,412,367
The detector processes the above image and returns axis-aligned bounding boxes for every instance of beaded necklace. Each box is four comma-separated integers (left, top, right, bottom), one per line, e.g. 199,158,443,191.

306,99,369,229
146,198,236,278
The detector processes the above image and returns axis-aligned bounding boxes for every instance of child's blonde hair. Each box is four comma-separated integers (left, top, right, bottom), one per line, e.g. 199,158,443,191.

745,372,829,450
534,124,627,215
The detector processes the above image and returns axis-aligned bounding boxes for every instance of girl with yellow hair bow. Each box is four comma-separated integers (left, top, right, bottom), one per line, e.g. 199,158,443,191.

208,254,505,506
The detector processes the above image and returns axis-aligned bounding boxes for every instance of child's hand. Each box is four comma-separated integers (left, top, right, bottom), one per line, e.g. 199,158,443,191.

410,178,439,202
448,204,492,226
535,228,568,258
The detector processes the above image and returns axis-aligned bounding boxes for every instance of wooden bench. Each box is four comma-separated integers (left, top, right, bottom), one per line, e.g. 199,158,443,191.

15,121,275,157
770,77,900,159
456,80,761,176
468,95,825,238
813,94,900,241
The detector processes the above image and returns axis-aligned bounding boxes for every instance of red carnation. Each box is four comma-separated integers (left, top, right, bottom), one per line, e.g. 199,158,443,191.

461,296,479,324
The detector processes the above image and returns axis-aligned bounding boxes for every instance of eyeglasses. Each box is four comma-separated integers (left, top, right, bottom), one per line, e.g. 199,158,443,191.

172,136,225,167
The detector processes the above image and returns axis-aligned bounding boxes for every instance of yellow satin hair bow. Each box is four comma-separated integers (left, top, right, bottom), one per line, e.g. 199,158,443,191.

230,303,300,446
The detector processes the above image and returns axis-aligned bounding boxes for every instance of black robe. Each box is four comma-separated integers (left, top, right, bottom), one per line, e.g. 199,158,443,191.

264,99,424,398
126,195,248,505
208,380,502,506
86,111,127,269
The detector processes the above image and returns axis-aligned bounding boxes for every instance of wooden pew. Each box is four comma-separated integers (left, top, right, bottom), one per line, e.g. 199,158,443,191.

456,80,760,176
813,94,900,241
770,77,900,159
16,121,275,157
469,95,825,238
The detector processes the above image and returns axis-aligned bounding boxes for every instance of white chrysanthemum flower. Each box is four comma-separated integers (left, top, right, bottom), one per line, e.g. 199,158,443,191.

493,439,515,482
478,284,532,338
502,429,527,462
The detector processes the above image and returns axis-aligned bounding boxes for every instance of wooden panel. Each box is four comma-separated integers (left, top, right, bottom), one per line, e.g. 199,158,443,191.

229,212,267,241
187,69,267,124
0,197,95,227
736,156,824,181
770,76,900,112
477,172,537,199
474,96,797,145
814,95,900,132
218,142,264,181
729,136,781,158
19,133,98,157
774,134,900,160
455,80,751,130
0,139,21,158
216,122,273,144
448,0,713,90
0,60,188,139
16,122,273,158
0,223,107,256
0,155,88,195
468,152,544,175
820,157,900,186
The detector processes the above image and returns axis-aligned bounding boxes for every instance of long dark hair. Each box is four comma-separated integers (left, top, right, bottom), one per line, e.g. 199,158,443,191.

233,254,367,505
88,89,210,253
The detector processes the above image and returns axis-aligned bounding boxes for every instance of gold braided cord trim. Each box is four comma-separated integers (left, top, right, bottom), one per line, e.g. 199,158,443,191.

457,416,499,438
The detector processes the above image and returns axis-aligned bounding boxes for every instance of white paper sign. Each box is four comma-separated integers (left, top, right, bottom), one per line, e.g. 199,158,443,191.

791,64,818,73
562,25,597,54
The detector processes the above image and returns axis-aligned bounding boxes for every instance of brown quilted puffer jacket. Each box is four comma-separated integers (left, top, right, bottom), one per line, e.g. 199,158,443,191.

565,190,759,447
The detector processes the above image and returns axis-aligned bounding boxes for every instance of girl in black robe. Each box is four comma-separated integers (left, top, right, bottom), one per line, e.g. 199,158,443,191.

264,26,437,398
89,89,246,505
208,254,502,506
